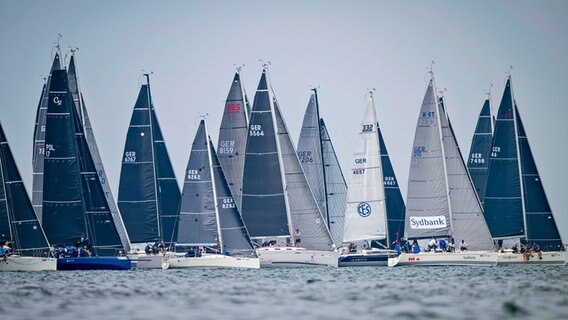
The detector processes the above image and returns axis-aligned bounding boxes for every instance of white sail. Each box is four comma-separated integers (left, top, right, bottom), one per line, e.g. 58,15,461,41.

342,93,387,243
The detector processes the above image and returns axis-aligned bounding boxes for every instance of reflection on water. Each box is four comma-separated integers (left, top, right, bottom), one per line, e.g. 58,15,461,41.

1,265,567,319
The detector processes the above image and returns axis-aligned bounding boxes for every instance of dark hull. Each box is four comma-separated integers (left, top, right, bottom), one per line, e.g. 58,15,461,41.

57,257,132,270
338,252,394,267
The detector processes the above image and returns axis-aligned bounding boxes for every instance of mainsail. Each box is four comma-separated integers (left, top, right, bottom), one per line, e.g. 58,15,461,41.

241,70,289,238
343,93,387,243
0,122,51,256
297,89,347,245
118,75,181,245
42,68,123,255
67,53,131,252
178,120,254,254
484,76,563,250
32,52,62,224
466,98,494,205
217,71,250,213
405,76,493,250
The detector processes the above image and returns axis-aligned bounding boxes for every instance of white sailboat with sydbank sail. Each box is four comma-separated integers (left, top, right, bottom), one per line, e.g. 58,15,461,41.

389,72,497,267
241,66,338,267
484,74,566,265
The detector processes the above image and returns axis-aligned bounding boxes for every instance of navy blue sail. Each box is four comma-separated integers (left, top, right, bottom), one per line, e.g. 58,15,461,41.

0,122,51,256
484,79,524,239
378,127,406,247
241,70,289,238
42,68,123,256
466,98,494,204
118,75,181,245
32,52,62,224
516,108,563,250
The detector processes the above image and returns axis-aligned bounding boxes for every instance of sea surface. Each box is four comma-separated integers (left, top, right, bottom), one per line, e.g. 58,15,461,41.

1,265,567,320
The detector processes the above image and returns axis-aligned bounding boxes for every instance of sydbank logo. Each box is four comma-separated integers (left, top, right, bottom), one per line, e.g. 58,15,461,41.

410,216,447,229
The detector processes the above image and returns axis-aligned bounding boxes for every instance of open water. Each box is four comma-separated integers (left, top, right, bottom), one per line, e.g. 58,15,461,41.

1,265,567,320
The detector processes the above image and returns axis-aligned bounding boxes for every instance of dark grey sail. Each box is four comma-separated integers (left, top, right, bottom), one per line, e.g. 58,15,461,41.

217,71,250,213
177,120,218,246
378,126,405,247
67,54,131,252
43,68,123,255
466,99,494,205
118,76,180,245
320,119,347,245
241,70,289,238
0,122,51,256
485,76,563,250
32,53,62,224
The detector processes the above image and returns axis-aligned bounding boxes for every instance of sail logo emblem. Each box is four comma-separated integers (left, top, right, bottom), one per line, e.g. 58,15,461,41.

53,96,62,106
410,216,447,229
357,202,371,217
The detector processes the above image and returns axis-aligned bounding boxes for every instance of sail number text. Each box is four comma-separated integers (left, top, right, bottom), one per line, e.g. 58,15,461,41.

469,152,486,164
490,146,501,158
124,151,136,163
249,124,264,136
384,176,396,186
298,151,313,163
45,144,55,157
421,111,435,118
187,169,201,180
221,198,236,209
226,103,241,113
219,140,235,154
362,124,374,132
413,146,426,158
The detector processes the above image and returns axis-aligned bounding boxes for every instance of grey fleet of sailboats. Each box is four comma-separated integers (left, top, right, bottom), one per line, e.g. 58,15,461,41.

0,47,565,271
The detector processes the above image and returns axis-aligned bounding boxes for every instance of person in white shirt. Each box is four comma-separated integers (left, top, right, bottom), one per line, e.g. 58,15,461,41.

460,240,468,251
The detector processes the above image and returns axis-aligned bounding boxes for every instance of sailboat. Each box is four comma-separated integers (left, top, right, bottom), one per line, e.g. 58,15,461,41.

337,91,400,267
466,92,494,205
0,122,56,271
32,52,62,224
484,75,566,265
42,63,131,270
296,89,347,247
216,69,251,214
389,73,497,267
169,119,259,269
241,67,337,267
118,74,181,269
67,52,131,254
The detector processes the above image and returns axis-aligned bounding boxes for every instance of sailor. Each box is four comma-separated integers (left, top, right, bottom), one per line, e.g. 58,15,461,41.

460,240,468,251
395,240,402,254
427,238,437,251
438,239,447,251
294,229,301,247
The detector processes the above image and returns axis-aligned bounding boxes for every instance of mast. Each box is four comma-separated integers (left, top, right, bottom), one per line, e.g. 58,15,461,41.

509,72,528,240
431,72,454,240
145,73,162,241
265,64,294,240
237,65,250,126
313,88,331,230
204,119,224,252
369,90,389,246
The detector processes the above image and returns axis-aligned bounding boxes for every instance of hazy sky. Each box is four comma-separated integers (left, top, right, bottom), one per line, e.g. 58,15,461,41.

1,1,567,242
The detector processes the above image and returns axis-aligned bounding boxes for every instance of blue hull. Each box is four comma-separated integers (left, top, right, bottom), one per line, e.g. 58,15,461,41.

338,252,394,267
57,257,132,270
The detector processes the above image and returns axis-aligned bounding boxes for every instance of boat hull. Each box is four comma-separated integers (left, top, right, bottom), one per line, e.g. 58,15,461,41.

128,253,169,269
257,247,338,268
57,256,132,270
168,254,260,269
338,249,397,267
497,251,566,265
0,256,57,271
388,251,498,267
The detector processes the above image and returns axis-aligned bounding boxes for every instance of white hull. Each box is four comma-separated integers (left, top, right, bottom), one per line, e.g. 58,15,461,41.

388,251,498,267
128,253,169,269
169,254,260,269
497,251,566,265
257,247,338,268
0,256,57,271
